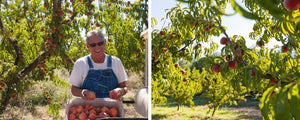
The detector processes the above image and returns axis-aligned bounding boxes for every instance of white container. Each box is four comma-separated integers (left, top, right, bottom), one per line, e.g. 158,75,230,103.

65,97,124,120
135,88,148,117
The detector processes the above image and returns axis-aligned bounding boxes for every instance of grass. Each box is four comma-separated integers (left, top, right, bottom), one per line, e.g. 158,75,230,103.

0,69,146,119
152,96,262,120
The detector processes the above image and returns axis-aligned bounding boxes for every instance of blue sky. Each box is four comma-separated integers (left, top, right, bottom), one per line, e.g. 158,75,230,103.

151,0,282,52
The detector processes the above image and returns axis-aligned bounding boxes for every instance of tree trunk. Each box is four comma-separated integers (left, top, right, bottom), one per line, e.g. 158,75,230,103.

0,87,13,114
0,51,50,114
212,107,216,117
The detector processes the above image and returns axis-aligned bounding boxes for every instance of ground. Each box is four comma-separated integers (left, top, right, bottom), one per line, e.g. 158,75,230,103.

152,97,263,120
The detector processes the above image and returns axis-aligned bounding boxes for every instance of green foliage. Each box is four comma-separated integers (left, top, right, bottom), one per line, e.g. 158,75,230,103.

151,78,168,105
230,0,261,20
0,0,147,117
47,101,61,118
260,81,300,120
152,52,203,110
198,56,248,116
152,0,300,119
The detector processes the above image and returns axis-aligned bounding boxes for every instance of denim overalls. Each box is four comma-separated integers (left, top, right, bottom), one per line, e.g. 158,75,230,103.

81,55,118,98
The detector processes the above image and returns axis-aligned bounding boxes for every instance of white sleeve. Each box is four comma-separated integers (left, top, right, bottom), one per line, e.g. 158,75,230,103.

68,60,83,87
114,58,128,83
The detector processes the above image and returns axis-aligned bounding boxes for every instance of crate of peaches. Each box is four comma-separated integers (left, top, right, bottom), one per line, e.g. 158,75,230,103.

65,97,124,120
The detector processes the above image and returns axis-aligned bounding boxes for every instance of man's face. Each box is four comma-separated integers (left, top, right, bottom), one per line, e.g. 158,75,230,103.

86,36,106,57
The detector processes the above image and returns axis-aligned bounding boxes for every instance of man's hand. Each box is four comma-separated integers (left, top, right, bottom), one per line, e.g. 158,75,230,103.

81,89,96,101
109,88,126,100
109,81,127,100
71,85,95,101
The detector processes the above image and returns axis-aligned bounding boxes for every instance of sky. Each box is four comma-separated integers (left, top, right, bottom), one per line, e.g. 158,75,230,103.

151,0,282,52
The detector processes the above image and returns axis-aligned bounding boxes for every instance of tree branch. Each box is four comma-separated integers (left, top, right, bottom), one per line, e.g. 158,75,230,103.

0,7,22,65
7,38,22,65
220,26,247,66
17,50,52,80
0,7,5,33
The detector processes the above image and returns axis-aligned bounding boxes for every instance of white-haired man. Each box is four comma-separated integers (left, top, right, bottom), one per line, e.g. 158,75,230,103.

68,30,127,100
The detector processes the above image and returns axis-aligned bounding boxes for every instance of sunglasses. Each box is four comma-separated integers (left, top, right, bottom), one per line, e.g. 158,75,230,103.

89,41,105,47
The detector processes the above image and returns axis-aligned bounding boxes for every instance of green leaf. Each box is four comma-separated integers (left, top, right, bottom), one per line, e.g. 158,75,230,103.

259,86,275,120
256,0,287,21
279,21,295,35
291,10,300,22
289,82,300,119
151,18,158,28
175,0,189,3
47,102,61,118
229,0,261,20
211,6,235,16
272,88,291,120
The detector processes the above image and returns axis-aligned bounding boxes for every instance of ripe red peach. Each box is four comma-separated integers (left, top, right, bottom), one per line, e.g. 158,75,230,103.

110,107,118,117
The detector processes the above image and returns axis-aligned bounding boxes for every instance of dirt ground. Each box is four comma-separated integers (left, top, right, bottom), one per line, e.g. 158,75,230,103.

221,107,262,119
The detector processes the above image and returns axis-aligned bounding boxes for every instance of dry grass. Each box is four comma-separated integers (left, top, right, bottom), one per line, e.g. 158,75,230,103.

0,69,146,120
124,71,145,100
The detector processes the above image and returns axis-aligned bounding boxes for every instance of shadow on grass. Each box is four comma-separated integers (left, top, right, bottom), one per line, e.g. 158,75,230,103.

152,114,168,120
220,97,261,110
236,115,263,120
219,97,262,120
159,96,208,107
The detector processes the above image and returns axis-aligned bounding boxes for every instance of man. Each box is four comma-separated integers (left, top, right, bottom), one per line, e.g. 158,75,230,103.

68,30,127,100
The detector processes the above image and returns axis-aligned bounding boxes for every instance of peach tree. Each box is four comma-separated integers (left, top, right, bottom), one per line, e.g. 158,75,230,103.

0,0,147,117
151,0,237,114
152,49,203,110
152,0,299,119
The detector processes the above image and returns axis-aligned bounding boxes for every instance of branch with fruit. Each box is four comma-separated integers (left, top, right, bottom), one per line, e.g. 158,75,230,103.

0,14,23,66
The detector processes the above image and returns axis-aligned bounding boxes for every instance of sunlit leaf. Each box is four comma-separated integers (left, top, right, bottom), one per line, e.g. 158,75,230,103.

230,0,261,20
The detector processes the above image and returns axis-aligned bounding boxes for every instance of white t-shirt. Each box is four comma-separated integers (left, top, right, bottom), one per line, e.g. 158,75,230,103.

68,54,128,88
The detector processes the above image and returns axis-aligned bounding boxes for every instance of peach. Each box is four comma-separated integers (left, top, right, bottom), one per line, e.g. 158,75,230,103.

76,105,83,113
101,106,111,115
83,109,89,115
110,107,118,117
109,90,118,99
85,104,94,110
79,112,87,120
88,113,97,120
69,107,77,114
89,109,97,115
96,107,102,114
71,105,79,109
87,92,96,100
68,113,76,120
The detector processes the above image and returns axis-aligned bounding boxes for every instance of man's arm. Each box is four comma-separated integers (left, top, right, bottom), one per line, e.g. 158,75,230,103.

118,81,127,95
